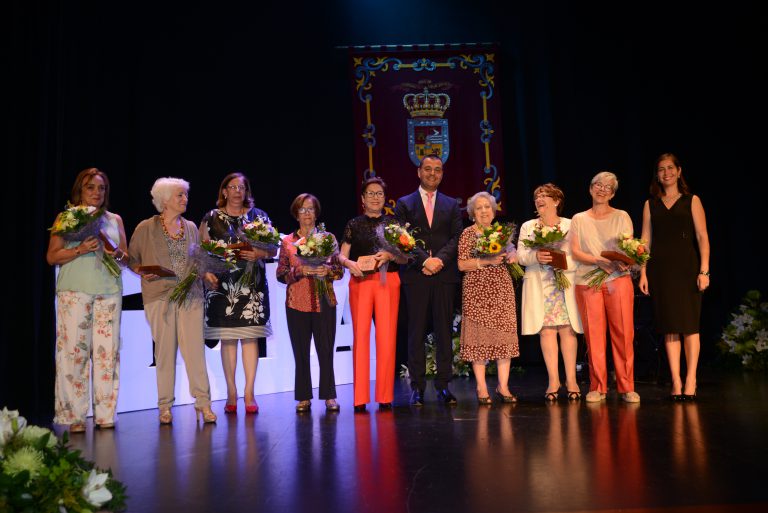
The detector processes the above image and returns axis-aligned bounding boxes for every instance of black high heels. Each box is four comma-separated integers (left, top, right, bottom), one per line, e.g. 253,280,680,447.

495,387,518,403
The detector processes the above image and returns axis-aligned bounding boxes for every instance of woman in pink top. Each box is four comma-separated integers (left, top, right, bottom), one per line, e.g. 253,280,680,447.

570,171,640,404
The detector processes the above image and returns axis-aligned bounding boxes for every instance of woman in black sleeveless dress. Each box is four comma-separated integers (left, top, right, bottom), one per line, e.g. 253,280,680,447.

639,153,710,400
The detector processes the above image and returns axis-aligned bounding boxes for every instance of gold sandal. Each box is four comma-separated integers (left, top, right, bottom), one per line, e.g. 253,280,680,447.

159,408,173,425
195,406,217,423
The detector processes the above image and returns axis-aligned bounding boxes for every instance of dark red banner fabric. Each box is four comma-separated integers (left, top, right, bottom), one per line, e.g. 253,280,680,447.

349,45,506,214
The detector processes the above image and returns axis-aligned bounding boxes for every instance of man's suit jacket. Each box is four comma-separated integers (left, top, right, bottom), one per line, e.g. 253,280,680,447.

394,190,463,285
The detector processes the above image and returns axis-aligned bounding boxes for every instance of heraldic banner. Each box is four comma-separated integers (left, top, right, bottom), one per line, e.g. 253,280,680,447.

349,44,506,214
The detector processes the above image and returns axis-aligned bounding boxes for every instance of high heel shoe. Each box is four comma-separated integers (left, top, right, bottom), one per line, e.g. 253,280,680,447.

159,408,173,425
495,387,518,403
296,400,311,413
325,399,340,412
544,391,558,402
245,401,259,414
224,403,237,414
682,382,697,401
195,406,217,423
477,390,492,405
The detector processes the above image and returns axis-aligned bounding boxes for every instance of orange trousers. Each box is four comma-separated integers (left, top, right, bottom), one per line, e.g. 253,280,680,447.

575,275,635,393
349,271,400,406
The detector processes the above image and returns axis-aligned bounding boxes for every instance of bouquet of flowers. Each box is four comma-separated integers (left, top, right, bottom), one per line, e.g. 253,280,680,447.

236,217,281,285
294,223,338,301
522,222,571,290
475,221,524,281
584,233,651,289
238,217,281,251
377,222,421,261
169,240,237,304
49,203,123,279
48,203,104,240
0,407,127,512
718,290,768,371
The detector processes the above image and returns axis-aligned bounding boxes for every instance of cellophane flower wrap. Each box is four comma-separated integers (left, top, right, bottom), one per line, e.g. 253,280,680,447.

377,222,420,261
293,223,338,302
238,217,281,251
49,203,122,279
522,222,571,290
474,221,524,281
0,407,128,512
169,240,237,305
236,217,281,285
584,233,651,289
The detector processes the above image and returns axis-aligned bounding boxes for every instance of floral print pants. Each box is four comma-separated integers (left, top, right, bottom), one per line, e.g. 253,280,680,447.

54,291,122,426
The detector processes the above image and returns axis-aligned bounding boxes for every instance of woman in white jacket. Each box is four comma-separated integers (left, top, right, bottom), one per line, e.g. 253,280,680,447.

517,184,583,401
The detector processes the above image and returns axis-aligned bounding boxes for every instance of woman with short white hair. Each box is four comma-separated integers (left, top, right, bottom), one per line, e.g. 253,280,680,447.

129,177,218,425
457,191,520,404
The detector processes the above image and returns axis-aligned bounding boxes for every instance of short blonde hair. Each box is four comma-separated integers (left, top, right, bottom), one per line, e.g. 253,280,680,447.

590,171,619,192
151,177,190,213
466,191,497,221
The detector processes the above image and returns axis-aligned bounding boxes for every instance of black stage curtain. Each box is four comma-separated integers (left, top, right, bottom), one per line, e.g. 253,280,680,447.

5,0,764,421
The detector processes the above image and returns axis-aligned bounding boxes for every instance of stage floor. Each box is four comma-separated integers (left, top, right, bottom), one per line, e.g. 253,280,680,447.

56,368,768,513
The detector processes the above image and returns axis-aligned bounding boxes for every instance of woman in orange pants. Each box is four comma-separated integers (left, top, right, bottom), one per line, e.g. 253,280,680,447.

339,177,406,412
570,171,640,404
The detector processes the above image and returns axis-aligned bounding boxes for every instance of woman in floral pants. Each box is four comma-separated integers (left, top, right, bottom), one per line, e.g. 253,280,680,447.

47,168,129,432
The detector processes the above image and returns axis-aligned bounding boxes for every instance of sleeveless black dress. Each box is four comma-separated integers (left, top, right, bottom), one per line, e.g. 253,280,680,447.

646,194,702,334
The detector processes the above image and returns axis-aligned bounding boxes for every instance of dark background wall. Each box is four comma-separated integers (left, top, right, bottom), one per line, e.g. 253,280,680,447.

5,0,764,420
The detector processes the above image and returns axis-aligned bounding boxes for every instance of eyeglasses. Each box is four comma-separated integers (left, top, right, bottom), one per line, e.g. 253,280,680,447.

364,191,384,198
592,182,615,192
226,185,247,192
297,207,315,214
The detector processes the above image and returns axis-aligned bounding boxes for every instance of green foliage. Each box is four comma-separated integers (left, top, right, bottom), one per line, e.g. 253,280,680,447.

399,314,492,379
0,408,127,513
718,290,768,371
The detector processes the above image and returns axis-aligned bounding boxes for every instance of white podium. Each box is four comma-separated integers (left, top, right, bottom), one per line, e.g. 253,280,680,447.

114,263,361,412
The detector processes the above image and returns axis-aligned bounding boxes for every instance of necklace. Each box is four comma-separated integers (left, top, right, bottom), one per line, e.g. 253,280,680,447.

662,192,682,207
160,215,184,240
223,206,245,217
538,216,560,228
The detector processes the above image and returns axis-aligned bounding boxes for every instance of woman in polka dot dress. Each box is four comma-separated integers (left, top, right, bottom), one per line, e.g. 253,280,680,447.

457,191,520,404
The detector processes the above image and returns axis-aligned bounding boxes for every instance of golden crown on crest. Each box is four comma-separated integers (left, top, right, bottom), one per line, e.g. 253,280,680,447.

402,88,451,118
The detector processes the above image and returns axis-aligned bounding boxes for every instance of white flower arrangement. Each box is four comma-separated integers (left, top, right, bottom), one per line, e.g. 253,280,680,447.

0,407,127,512
719,290,768,370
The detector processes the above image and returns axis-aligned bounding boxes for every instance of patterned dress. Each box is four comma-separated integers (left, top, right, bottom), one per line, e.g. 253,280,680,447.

200,208,272,342
458,226,519,361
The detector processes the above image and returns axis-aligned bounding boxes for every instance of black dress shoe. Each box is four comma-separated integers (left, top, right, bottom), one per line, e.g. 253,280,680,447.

354,404,366,413
378,402,392,410
436,388,458,405
410,389,424,406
